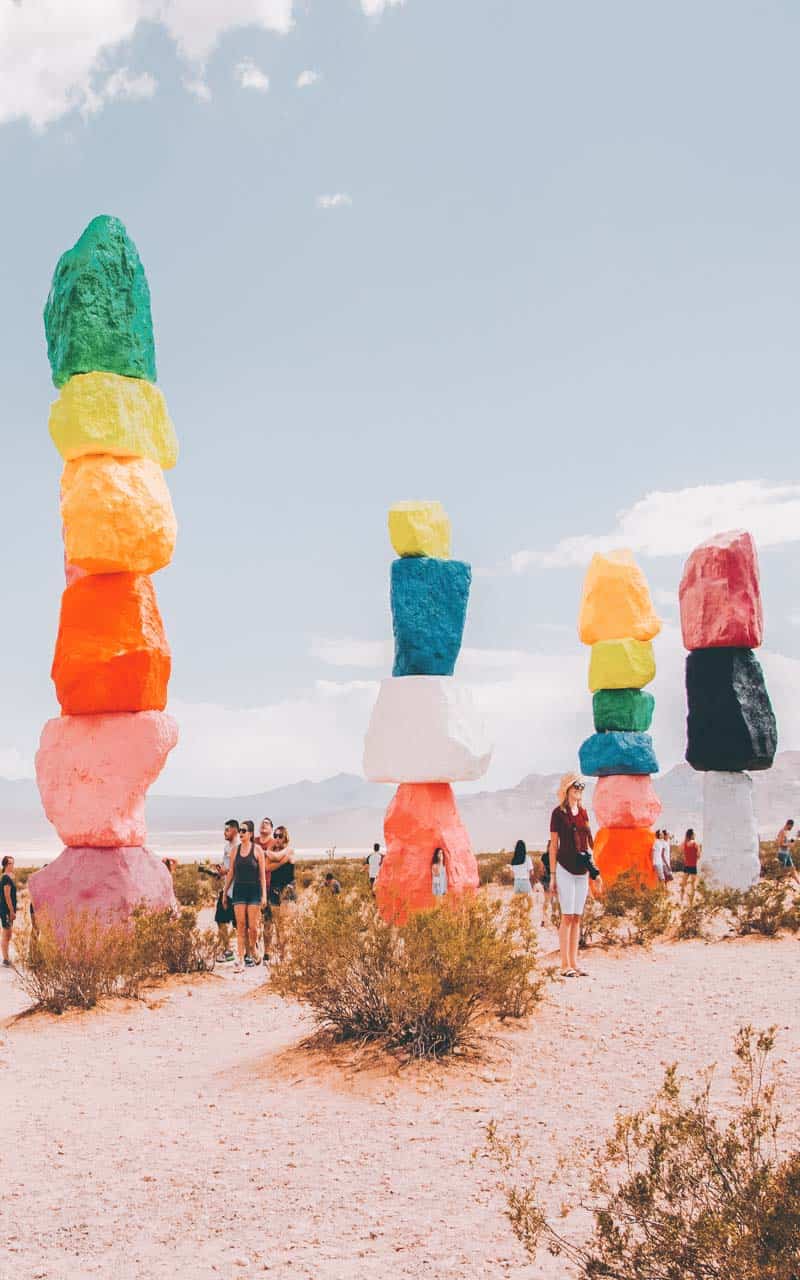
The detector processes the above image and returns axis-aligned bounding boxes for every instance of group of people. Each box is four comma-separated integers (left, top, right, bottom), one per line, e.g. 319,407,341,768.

209,818,297,972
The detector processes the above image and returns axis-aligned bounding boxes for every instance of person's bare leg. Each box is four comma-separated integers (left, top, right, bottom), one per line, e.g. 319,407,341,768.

233,904,247,964
246,905,260,961
568,917,581,970
1,925,10,963
559,916,571,971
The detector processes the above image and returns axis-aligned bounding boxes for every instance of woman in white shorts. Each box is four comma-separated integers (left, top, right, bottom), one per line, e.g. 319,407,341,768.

510,840,533,904
549,773,597,977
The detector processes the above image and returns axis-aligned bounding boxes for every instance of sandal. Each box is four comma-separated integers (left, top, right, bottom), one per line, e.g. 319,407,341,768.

560,968,577,978
575,968,589,977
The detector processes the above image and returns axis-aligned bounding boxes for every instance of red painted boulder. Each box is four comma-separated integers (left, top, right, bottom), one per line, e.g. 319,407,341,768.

593,827,657,888
52,573,171,714
28,845,176,932
679,530,763,650
376,782,479,925
593,775,662,829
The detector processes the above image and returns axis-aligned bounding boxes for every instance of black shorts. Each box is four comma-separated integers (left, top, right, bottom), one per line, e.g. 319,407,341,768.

0,912,10,930
682,866,697,876
268,884,296,908
214,893,234,925
231,887,262,907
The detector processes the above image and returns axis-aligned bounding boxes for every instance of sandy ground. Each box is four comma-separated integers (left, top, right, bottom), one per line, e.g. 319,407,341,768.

0,923,798,1280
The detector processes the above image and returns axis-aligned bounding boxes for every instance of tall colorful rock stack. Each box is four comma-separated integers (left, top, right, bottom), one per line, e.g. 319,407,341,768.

29,216,179,928
363,501,491,923
577,551,662,886
679,530,777,890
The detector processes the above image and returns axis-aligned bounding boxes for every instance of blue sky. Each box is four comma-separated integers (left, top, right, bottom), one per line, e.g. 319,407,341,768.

1,0,799,794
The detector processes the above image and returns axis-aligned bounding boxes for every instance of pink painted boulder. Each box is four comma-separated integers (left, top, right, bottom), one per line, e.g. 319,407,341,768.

593,774,662,829
376,782,479,925
679,530,763,650
28,846,176,930
35,711,178,847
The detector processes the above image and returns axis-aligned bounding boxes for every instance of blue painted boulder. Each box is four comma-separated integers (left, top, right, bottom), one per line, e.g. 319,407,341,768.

391,557,471,677
579,731,659,777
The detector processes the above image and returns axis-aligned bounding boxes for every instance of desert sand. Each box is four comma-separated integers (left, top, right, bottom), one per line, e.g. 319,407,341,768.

0,926,798,1280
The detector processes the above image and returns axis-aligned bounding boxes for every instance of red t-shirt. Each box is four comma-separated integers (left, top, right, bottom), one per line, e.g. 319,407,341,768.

683,839,699,868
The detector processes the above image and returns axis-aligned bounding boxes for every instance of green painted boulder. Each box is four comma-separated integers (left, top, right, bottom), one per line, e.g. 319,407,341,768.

44,215,156,388
593,687,654,733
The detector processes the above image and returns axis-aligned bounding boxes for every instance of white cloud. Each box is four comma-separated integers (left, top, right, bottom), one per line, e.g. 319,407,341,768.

183,76,212,102
317,193,353,210
512,481,800,572
361,0,406,15
296,69,320,88
102,67,157,102
234,57,269,92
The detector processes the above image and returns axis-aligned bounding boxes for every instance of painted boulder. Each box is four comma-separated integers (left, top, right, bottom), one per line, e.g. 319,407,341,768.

579,550,661,645
376,782,478,924
593,827,657,888
52,573,171,714
588,638,655,692
388,500,451,559
391,557,470,677
36,711,179,848
61,455,177,575
49,371,178,469
592,687,654,733
44,215,156,388
593,774,662,829
28,845,176,932
363,676,492,783
679,530,763,650
685,648,777,772
579,731,659,777
701,771,760,891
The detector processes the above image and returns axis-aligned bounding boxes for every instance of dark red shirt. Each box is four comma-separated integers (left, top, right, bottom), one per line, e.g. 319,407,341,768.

550,805,591,876
683,840,699,869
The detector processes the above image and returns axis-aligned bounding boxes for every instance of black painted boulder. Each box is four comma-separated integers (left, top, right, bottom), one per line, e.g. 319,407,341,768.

685,648,777,772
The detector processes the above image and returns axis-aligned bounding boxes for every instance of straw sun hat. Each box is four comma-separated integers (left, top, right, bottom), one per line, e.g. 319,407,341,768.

557,772,585,806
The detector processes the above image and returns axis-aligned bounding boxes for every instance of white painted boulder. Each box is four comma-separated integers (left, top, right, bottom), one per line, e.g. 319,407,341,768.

701,770,760,891
363,676,492,783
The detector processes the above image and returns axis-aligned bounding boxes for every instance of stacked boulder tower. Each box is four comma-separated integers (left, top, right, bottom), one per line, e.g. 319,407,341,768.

577,551,662,886
363,501,492,923
29,216,179,928
680,530,777,890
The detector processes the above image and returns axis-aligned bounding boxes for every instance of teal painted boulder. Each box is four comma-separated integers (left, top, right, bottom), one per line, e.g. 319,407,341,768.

391,557,470,677
579,731,659,777
44,215,156,388
593,688,654,733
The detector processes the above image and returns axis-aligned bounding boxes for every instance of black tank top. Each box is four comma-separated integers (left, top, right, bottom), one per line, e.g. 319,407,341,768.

270,858,295,892
234,847,259,890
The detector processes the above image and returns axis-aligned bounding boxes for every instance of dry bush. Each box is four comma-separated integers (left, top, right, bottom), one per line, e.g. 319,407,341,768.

721,879,800,938
173,861,218,908
477,852,515,887
16,906,215,1014
488,1026,800,1280
270,889,544,1058
673,879,727,940
578,873,673,948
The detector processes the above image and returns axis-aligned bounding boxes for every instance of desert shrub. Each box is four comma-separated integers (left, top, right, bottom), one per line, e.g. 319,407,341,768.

270,890,544,1057
16,906,215,1014
576,874,672,948
11,865,37,891
673,879,726,940
488,1026,800,1280
477,852,515,887
173,861,218,908
722,879,799,938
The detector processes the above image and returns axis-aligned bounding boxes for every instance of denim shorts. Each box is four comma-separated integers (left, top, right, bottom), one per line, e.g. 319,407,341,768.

231,886,261,907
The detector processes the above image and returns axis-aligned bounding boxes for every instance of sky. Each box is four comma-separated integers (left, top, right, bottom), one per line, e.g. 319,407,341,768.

0,0,799,797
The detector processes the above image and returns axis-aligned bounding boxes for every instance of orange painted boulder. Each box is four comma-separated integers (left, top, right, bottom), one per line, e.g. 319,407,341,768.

28,845,176,933
579,550,661,645
376,782,478,925
593,826,657,888
593,775,662,829
61,455,177,575
52,573,171,714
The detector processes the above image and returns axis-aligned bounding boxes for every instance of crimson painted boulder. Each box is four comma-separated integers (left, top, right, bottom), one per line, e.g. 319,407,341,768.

376,782,478,925
593,775,662,829
28,846,176,933
52,573,171,714
593,827,657,888
679,530,763,650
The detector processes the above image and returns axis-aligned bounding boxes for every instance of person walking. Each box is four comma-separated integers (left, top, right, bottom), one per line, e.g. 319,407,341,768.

776,818,795,869
680,828,700,902
510,840,533,907
257,817,275,963
264,826,296,961
549,774,598,978
223,820,266,972
652,830,673,883
367,842,383,891
431,847,448,897
1,856,17,967
213,819,239,962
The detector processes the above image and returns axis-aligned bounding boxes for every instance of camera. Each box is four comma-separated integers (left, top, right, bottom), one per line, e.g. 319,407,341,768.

578,849,601,880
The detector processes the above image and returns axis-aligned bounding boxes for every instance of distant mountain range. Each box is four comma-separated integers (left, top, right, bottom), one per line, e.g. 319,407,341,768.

3,754,798,852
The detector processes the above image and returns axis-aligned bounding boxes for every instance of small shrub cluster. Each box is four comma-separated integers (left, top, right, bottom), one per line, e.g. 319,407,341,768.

270,890,544,1057
16,906,216,1014
722,878,800,938
577,873,674,949
477,852,515,887
488,1026,800,1280
173,862,218,908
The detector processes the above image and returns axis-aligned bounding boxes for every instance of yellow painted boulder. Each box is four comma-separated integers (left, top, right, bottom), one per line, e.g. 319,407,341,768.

49,371,178,469
578,550,661,644
61,456,177,575
388,500,451,558
589,638,655,691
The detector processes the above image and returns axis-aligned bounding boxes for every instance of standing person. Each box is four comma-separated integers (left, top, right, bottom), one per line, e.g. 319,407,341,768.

1,856,17,968
264,826,296,962
257,818,275,965
680,828,700,902
431,847,448,897
538,844,554,926
652,830,673,884
367,842,383,892
223,820,266,972
214,820,239,962
776,819,795,869
549,774,599,978
510,840,533,907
